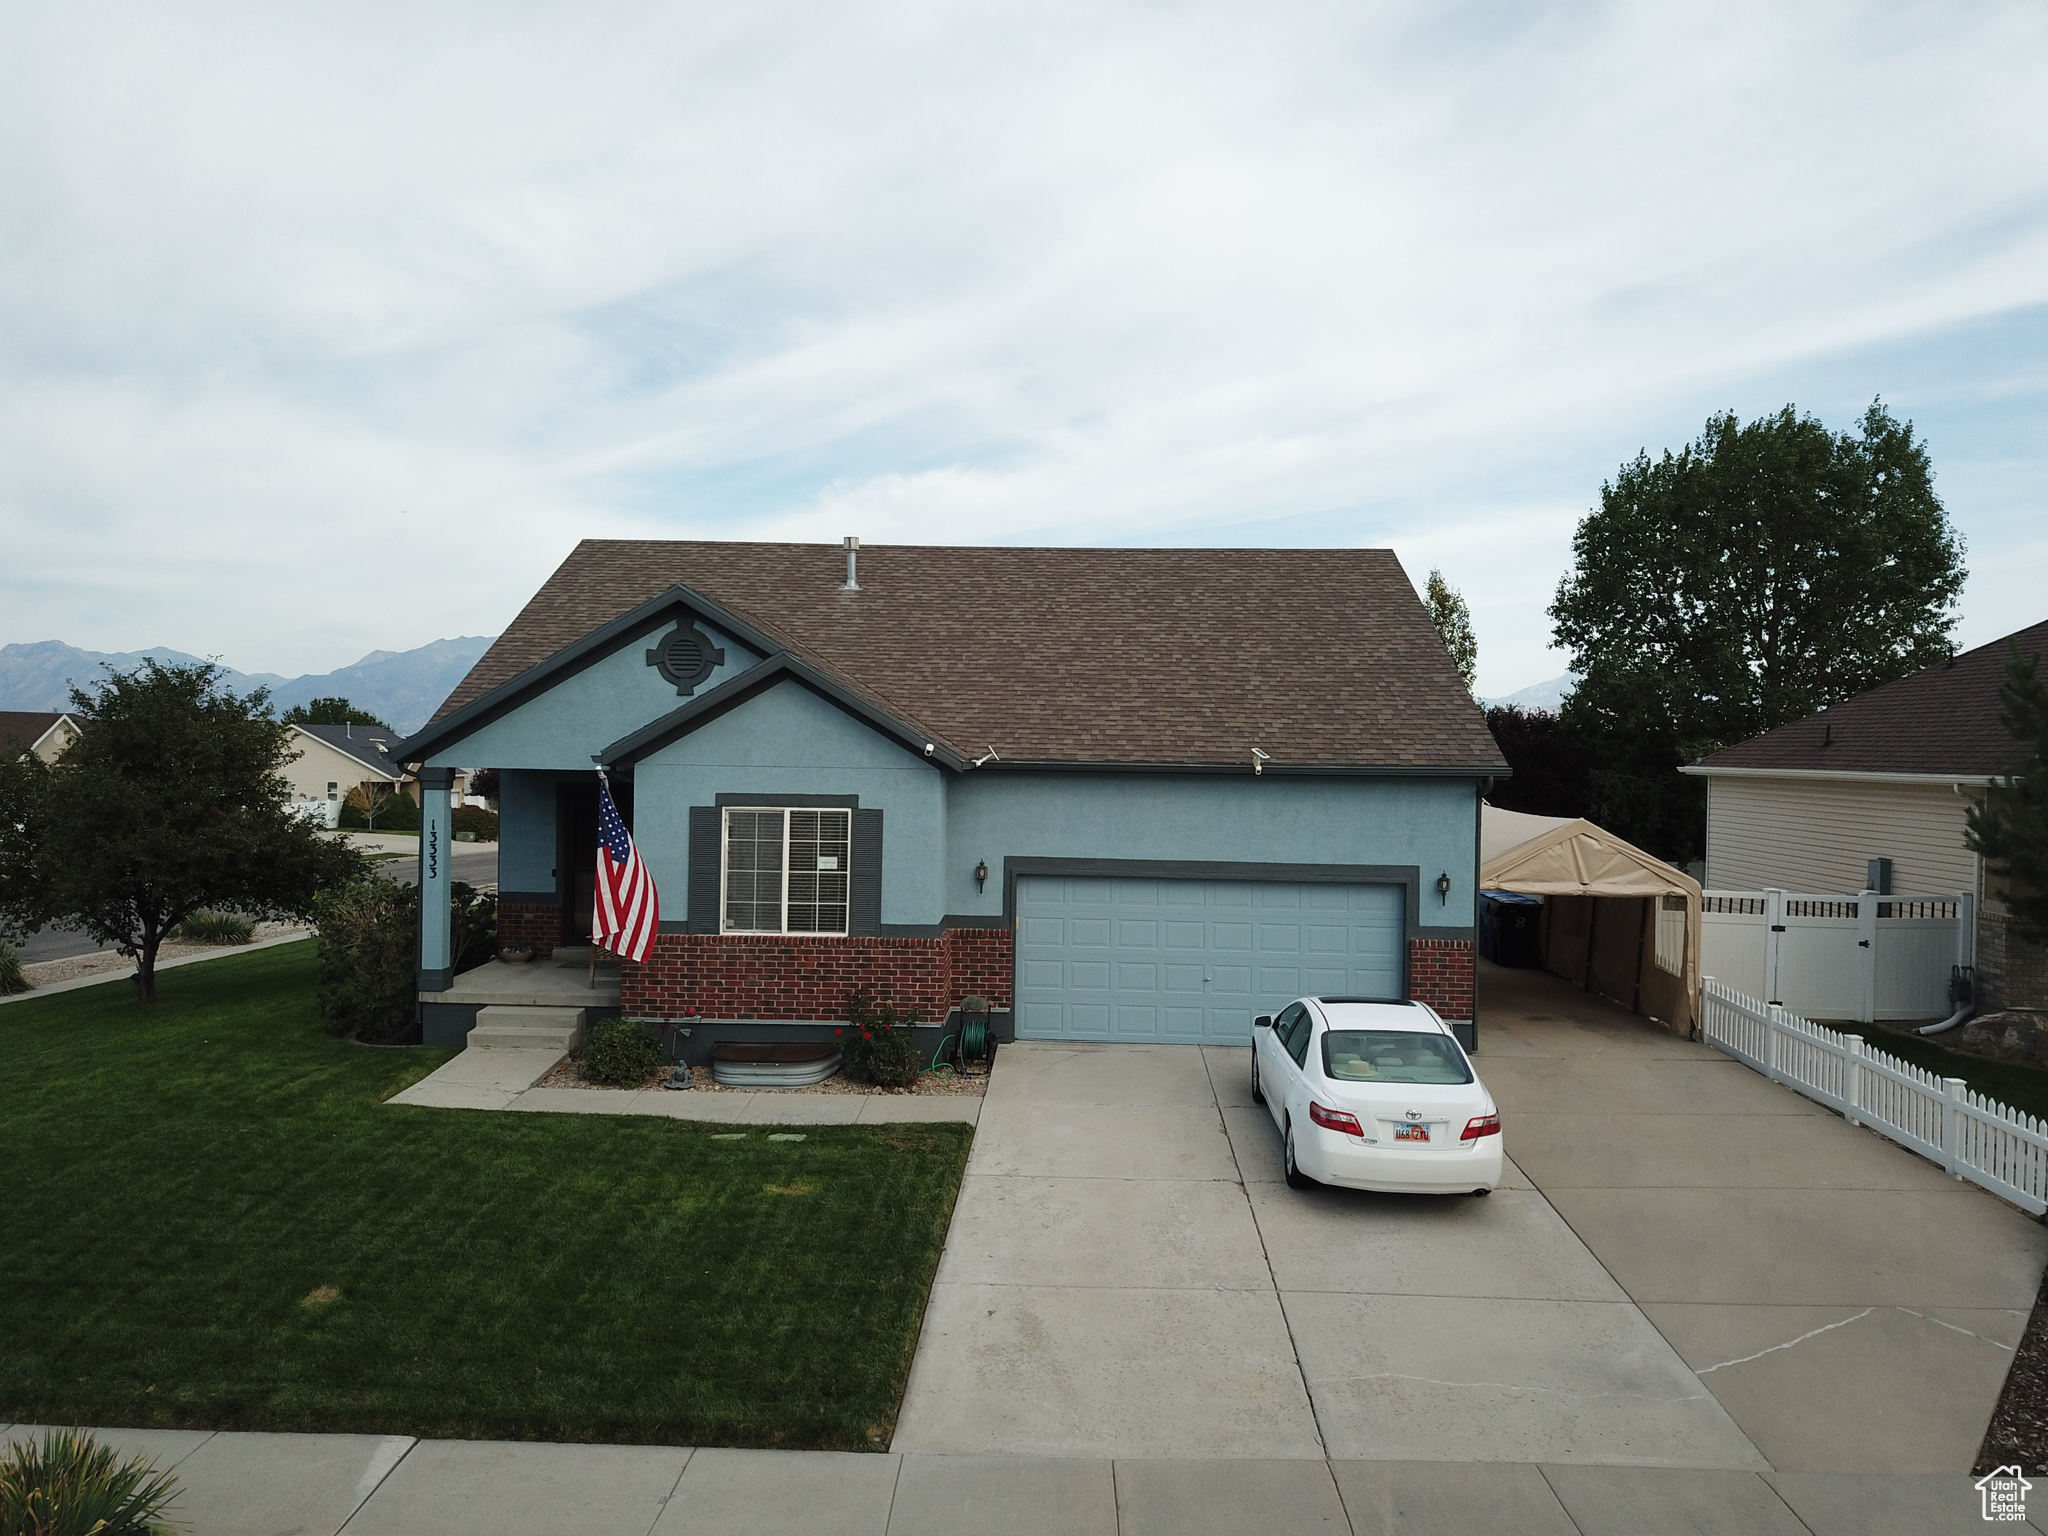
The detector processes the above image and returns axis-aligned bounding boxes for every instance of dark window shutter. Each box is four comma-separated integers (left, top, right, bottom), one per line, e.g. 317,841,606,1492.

849,809,883,936
688,806,721,934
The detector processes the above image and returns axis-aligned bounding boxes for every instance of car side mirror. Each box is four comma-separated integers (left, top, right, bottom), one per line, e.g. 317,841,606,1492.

1253,1014,1273,1030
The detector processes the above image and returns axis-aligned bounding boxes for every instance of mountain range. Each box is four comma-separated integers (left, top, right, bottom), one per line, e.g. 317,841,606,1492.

0,637,496,736
1479,673,1577,713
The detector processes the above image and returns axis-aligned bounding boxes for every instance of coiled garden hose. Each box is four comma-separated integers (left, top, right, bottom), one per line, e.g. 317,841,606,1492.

959,1009,989,1065
924,1033,957,1078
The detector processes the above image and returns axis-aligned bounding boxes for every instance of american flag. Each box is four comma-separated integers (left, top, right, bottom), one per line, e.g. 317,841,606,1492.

594,779,660,963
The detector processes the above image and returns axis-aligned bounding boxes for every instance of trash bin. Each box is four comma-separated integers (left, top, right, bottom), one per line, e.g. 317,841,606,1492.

1479,891,1543,968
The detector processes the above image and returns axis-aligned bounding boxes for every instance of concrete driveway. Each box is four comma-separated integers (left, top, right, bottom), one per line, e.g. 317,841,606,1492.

894,968,2048,1473
1479,959,2048,1474
892,1040,1762,1466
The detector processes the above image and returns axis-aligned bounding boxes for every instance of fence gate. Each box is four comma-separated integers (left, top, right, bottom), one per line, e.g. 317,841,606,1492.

1699,888,1971,1025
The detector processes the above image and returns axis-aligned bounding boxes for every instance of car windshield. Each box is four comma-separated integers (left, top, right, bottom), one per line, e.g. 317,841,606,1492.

1322,1030,1472,1085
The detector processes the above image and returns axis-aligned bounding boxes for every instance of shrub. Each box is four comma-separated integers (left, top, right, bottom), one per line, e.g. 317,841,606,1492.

582,1018,662,1086
173,909,255,945
378,791,421,832
312,880,414,1040
0,1428,182,1536
312,879,498,1040
452,804,499,841
837,990,921,1088
0,940,27,996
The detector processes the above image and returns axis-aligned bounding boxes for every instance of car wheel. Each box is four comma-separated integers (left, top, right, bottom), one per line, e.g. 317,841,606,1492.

1250,1050,1265,1105
1284,1122,1315,1189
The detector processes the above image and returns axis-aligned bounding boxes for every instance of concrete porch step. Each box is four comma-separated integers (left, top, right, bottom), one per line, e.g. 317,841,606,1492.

468,1004,587,1054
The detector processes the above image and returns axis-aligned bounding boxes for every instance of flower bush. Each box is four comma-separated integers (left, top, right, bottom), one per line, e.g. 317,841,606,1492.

837,990,921,1088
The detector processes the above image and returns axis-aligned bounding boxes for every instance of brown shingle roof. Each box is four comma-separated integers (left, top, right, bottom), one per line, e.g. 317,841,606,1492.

0,711,71,751
433,541,1505,772
1694,618,2048,779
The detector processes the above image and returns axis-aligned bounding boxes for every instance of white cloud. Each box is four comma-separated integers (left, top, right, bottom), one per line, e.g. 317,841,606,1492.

3,1,2045,691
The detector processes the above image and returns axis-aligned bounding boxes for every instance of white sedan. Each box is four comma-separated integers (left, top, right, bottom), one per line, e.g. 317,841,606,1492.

1251,996,1502,1196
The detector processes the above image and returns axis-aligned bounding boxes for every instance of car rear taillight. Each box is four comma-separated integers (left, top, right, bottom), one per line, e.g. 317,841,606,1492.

1461,1113,1501,1141
1309,1101,1364,1137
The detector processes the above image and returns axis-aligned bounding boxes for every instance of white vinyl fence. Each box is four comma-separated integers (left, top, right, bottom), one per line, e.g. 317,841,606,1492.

1701,979,2048,1215
1700,887,1972,1023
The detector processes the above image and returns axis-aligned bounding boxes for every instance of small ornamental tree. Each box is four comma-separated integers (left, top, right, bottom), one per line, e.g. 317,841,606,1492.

1968,644,2048,942
1424,568,1478,696
0,659,366,1002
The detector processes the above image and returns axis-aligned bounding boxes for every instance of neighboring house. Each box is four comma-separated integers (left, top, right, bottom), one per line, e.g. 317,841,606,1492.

283,723,407,826
0,710,83,763
282,723,475,825
397,539,1506,1050
1683,618,2048,1013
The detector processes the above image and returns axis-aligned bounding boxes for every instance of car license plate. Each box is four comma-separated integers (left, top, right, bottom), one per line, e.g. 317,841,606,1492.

1394,1123,1431,1143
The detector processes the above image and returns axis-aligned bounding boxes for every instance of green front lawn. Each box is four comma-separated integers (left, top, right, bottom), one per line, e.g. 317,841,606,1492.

0,945,970,1448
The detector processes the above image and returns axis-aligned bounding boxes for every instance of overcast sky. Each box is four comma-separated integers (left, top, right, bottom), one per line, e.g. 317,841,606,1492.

4,3,2044,696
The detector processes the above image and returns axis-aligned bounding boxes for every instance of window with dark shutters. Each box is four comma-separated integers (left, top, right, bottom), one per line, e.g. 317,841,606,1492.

717,806,852,935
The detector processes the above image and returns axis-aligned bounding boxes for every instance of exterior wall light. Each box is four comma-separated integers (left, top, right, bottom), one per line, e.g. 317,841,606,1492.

975,859,989,893
1436,871,1452,905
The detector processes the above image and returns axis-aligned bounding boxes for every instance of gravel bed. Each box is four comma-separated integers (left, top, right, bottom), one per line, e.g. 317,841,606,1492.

1979,1262,2048,1474
537,1059,990,1095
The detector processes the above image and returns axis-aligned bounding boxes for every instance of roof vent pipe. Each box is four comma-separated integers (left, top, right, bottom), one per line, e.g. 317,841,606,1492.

842,535,861,592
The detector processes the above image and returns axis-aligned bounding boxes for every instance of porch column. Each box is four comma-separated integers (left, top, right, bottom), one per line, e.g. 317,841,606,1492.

418,766,456,992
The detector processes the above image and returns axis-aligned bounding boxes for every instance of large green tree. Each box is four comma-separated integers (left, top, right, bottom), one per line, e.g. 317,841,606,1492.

1968,644,2048,942
283,696,390,730
1550,401,1965,861
0,661,366,1001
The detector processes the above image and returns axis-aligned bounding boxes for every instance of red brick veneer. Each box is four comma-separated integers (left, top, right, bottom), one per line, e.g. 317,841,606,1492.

1408,936,1475,1019
624,927,1014,1022
499,901,561,955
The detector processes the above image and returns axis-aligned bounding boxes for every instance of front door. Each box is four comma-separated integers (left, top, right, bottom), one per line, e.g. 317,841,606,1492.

555,780,629,948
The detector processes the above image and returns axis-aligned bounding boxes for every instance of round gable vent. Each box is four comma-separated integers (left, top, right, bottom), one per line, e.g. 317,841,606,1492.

645,623,727,695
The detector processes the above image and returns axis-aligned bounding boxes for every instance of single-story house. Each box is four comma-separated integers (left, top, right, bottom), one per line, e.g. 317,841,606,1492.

283,723,477,825
0,711,83,763
1682,617,2047,1014
396,539,1507,1051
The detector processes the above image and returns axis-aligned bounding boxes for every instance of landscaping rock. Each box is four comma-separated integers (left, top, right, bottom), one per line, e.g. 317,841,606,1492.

1950,1010,2048,1066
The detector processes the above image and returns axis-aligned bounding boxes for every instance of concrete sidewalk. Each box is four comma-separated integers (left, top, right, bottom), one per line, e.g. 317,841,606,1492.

3,1425,2032,1535
388,1044,982,1123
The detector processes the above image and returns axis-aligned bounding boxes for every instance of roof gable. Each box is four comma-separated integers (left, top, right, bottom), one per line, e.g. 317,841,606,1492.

424,541,1505,774
1693,618,2048,780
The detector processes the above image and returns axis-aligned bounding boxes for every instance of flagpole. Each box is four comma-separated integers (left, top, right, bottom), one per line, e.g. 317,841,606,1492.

590,758,605,988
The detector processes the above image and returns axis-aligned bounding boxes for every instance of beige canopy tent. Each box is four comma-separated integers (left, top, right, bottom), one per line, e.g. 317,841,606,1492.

1480,805,1702,1037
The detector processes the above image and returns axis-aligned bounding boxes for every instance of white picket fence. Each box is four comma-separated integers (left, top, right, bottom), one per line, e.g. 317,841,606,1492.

1701,979,2048,1215
1700,887,1972,1023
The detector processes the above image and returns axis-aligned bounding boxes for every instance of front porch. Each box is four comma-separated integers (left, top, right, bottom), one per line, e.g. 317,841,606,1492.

419,953,622,1050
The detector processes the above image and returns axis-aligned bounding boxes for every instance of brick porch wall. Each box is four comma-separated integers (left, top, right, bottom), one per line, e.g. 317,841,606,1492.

623,927,1015,1022
499,901,561,955
1409,936,1475,1019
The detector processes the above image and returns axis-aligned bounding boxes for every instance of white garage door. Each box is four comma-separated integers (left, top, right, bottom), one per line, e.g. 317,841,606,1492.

1014,875,1405,1043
